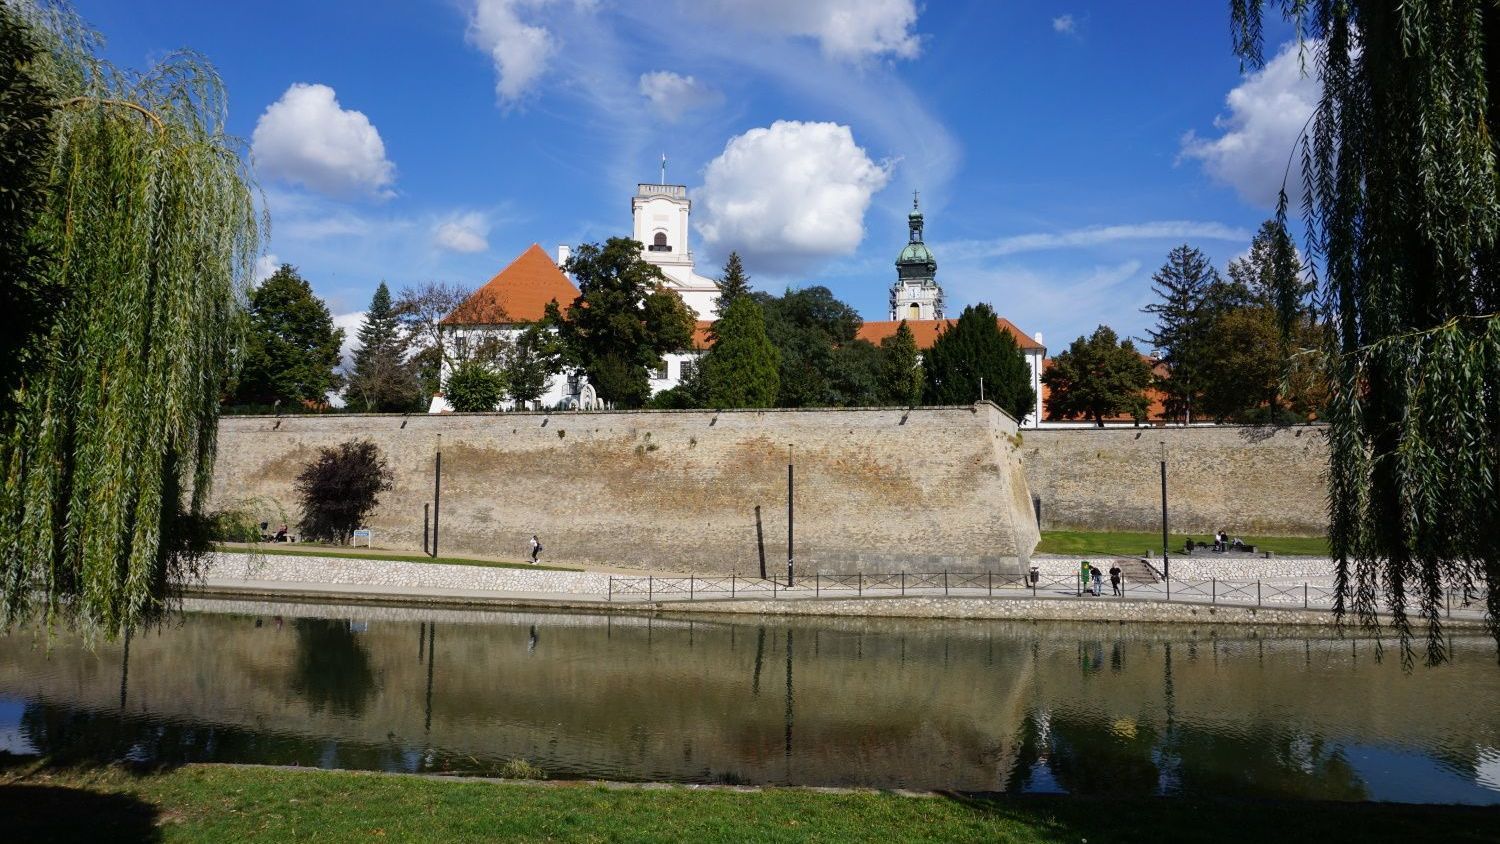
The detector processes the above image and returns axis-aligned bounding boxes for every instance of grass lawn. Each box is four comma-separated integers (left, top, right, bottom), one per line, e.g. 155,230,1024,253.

1037,530,1329,558
214,543,580,572
3,763,1496,843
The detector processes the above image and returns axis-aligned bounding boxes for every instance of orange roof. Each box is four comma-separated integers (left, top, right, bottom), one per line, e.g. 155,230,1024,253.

691,321,714,350
441,243,580,325
855,318,1045,351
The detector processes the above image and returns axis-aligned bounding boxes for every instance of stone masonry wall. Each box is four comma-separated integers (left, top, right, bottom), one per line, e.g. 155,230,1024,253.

1022,425,1328,536
211,404,1039,575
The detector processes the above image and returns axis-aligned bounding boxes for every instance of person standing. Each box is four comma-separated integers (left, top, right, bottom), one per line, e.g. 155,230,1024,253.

529,534,542,564
1090,564,1103,597
1108,563,1122,596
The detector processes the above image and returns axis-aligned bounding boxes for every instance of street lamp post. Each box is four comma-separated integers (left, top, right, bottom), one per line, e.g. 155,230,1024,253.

787,444,795,587
1159,441,1170,582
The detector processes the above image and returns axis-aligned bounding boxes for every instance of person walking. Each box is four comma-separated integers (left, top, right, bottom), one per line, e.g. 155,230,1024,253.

529,534,543,564
1109,562,1122,596
1090,564,1104,597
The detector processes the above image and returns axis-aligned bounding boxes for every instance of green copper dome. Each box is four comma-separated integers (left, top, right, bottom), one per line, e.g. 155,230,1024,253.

898,241,935,264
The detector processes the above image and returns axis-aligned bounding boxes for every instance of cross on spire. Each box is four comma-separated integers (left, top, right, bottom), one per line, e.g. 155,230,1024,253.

913,190,920,210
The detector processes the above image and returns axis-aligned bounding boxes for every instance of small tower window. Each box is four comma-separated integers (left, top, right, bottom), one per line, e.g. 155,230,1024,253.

649,232,671,252
909,303,921,320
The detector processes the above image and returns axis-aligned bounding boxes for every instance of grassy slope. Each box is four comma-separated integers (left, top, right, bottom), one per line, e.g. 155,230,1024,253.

214,544,579,572
4,764,1497,844
1037,530,1329,558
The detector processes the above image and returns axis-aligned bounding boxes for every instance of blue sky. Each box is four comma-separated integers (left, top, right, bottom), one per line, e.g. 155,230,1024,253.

73,1,1313,354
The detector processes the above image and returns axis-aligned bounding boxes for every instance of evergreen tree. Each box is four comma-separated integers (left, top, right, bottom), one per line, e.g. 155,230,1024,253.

878,320,923,406
503,323,563,408
444,359,505,412
551,238,695,408
757,286,864,407
1226,219,1317,417
922,303,1034,422
233,265,344,407
1041,326,1153,426
347,282,422,412
701,295,780,408
1140,245,1221,423
714,251,752,314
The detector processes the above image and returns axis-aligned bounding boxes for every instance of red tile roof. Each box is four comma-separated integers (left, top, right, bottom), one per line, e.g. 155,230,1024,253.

441,243,580,325
855,318,1045,351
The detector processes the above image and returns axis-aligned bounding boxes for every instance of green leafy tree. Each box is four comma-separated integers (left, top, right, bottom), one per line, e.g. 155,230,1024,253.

878,320,924,406
233,265,344,407
1197,307,1282,423
294,440,393,544
1232,2,1500,659
1140,245,1222,423
757,286,864,407
1227,219,1316,417
922,303,1034,422
551,238,695,408
503,323,563,408
827,340,884,406
346,282,423,412
714,251,752,313
0,6,261,637
1042,326,1153,426
700,295,780,408
444,360,506,412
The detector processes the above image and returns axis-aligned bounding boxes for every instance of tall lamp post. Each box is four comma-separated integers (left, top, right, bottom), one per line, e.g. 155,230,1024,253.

432,434,443,558
1159,441,1170,581
787,444,795,587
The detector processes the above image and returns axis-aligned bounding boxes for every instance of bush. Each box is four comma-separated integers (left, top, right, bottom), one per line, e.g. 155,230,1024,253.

207,509,261,542
295,440,393,544
445,360,505,412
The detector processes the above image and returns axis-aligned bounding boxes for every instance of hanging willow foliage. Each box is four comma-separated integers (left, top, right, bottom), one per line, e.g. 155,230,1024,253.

1231,2,1500,663
0,1,260,639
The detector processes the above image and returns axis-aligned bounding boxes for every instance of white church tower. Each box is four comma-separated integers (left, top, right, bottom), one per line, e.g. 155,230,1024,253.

632,160,721,320
890,193,944,321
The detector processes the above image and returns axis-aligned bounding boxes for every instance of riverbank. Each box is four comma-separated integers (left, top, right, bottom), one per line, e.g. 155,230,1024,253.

5,762,1497,843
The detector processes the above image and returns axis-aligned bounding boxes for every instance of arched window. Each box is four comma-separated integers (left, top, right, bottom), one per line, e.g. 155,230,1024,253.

649,232,670,252
909,302,921,320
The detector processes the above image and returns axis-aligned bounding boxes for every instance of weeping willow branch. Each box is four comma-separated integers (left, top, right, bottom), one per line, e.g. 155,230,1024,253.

53,95,164,130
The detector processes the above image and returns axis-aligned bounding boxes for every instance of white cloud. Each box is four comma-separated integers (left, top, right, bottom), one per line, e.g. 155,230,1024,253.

1052,14,1075,34
254,253,280,283
332,311,366,374
638,71,723,121
692,0,921,61
1180,39,1319,207
697,121,892,268
468,0,558,103
251,84,395,199
433,212,491,253
943,221,1253,261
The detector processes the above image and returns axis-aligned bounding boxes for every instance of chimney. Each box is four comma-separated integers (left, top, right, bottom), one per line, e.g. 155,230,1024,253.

1033,331,1044,346
557,244,571,267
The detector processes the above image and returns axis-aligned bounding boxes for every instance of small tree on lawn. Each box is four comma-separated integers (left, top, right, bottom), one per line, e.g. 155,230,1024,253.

444,360,506,412
1042,325,1153,426
295,440,393,544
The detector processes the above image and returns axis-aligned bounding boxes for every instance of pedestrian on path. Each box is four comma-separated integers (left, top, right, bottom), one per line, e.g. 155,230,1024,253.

1109,563,1122,596
1090,565,1103,597
529,534,543,564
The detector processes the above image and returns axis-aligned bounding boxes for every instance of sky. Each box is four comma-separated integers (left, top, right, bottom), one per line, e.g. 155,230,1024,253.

72,0,1315,355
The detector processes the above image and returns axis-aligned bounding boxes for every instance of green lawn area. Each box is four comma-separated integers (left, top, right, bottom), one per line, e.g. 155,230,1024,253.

214,543,580,572
1037,530,1329,557
4,763,1496,843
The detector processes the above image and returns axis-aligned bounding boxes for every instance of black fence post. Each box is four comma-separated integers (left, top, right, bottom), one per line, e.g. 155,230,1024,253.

900,572,906,597
815,573,820,598
1257,579,1262,607
943,570,949,596
690,578,695,600
1304,582,1308,609
1212,577,1216,605
423,503,430,555
648,576,654,602
857,573,863,597
608,576,613,602
988,571,993,597
731,574,737,599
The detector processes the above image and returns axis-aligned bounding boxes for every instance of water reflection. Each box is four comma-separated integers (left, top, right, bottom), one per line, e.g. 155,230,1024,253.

1,601,1499,803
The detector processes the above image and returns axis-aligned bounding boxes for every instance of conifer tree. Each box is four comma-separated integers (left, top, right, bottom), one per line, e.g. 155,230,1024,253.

714,251,752,313
234,265,344,407
1140,245,1220,423
878,320,923,406
701,295,779,408
347,282,422,412
922,303,1033,422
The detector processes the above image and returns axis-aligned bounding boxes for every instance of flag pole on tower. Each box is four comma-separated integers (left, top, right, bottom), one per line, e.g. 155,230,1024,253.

661,153,667,185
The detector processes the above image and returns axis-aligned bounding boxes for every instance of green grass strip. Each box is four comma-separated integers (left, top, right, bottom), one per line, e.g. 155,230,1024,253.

3,763,1496,843
1037,530,1329,558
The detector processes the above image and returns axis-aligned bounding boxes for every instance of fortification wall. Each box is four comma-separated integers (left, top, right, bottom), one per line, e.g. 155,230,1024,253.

1022,425,1329,537
211,404,1039,575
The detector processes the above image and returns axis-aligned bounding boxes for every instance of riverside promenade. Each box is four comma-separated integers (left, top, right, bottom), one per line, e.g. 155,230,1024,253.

194,550,1491,628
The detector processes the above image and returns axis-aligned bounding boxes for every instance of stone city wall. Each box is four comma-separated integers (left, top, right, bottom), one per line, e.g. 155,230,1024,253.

1022,425,1329,536
211,404,1039,575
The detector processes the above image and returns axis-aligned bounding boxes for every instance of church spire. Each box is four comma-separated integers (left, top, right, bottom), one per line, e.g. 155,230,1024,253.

908,191,924,243
891,191,943,320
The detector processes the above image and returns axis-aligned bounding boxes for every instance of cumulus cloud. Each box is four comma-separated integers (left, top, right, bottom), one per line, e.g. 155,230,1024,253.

468,0,557,103
943,221,1252,261
1180,40,1318,207
691,0,921,61
697,121,892,267
332,311,366,372
433,212,491,253
254,253,281,283
638,71,723,121
1052,14,1075,34
251,84,395,199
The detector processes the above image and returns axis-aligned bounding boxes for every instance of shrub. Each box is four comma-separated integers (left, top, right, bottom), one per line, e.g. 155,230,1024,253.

207,509,261,543
445,360,505,412
295,440,393,544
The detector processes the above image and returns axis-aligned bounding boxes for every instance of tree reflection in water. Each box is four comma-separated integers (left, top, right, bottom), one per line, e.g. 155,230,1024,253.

291,619,379,716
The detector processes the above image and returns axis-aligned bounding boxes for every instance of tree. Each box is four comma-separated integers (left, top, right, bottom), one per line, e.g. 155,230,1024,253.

1227,219,1316,416
346,282,423,412
1,6,261,637
1140,245,1221,423
700,295,779,408
551,238,695,408
294,440,393,544
394,281,476,396
757,286,864,407
502,323,563,408
232,265,344,407
1233,2,1500,660
878,320,924,406
1042,326,1153,426
1195,308,1281,422
922,303,1034,422
444,360,506,412
714,251,752,313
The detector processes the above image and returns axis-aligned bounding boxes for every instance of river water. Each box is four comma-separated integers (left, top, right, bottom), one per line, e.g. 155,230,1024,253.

2,599,1497,803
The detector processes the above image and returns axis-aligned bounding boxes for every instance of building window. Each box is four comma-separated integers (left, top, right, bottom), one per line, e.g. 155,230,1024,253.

648,232,671,252
652,362,669,381
909,302,921,320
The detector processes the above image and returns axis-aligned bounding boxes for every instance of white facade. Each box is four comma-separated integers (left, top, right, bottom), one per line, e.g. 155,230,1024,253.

632,183,720,321
890,281,943,321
